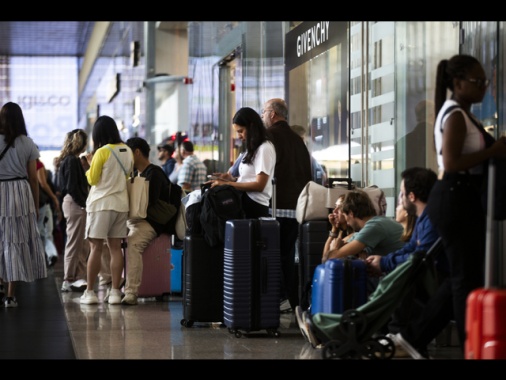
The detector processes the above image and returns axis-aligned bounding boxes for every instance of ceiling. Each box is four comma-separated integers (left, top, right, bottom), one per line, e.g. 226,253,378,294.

0,21,95,57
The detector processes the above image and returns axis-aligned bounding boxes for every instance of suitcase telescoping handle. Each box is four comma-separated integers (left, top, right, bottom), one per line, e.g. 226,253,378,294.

485,158,498,288
271,177,276,218
327,177,353,190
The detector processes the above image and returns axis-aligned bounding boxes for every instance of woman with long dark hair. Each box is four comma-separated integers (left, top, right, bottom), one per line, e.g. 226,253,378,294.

0,102,47,307
81,116,133,305
209,107,276,218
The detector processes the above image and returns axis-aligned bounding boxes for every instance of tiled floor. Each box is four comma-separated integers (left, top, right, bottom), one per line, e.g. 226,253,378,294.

2,256,465,361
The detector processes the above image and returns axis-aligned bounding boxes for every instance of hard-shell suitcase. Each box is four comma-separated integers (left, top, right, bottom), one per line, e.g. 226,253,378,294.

170,247,183,294
465,159,506,359
223,218,281,337
310,263,326,314
310,257,367,315
136,233,172,299
298,220,330,309
465,289,506,359
180,233,224,327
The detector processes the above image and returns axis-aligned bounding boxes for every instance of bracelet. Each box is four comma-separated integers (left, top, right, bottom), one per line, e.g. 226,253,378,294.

329,231,339,238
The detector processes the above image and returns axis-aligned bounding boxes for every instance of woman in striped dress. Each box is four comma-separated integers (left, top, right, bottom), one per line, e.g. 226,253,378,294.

0,102,47,308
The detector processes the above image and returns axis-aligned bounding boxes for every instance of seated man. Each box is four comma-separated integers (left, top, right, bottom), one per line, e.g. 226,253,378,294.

366,167,441,276
322,190,405,263
122,137,173,305
366,167,447,338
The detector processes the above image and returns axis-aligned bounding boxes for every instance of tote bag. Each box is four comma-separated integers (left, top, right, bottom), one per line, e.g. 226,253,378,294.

127,173,149,220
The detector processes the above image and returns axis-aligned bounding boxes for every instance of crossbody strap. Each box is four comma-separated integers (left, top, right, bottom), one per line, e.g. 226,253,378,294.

106,145,129,176
0,140,13,161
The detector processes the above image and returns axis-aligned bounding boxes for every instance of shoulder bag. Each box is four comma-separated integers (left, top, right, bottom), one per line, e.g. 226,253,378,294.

107,146,149,220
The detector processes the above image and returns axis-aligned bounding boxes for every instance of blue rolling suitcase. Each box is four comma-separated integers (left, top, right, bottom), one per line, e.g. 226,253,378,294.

223,218,281,338
310,257,367,315
180,233,224,327
310,263,327,315
170,247,183,294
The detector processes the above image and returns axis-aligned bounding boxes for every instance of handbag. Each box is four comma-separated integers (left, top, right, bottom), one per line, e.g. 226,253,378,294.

295,180,387,223
106,145,148,220
174,203,187,240
296,181,348,223
127,173,149,220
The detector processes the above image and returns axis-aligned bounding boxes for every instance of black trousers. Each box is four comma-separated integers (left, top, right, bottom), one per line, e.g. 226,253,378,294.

277,217,299,308
402,173,485,351
241,192,269,219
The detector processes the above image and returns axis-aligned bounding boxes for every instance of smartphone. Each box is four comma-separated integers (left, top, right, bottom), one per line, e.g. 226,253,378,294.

207,175,229,182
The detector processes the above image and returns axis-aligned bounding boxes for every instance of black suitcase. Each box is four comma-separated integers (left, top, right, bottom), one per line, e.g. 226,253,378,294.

180,233,224,327
223,218,281,337
298,220,331,310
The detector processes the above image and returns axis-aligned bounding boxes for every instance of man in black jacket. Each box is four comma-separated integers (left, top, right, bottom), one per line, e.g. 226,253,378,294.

262,98,312,312
123,137,173,305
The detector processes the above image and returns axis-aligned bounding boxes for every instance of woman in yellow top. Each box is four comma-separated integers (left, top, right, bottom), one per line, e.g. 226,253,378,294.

81,116,134,305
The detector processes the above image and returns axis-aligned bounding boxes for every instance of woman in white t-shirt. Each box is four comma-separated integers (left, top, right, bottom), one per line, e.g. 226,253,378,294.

209,107,276,218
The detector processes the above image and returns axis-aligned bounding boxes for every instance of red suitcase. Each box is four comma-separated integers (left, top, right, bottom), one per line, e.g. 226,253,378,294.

466,288,506,359
137,233,172,299
465,159,506,359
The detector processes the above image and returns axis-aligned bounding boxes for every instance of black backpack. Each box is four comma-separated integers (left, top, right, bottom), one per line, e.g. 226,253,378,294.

199,184,245,247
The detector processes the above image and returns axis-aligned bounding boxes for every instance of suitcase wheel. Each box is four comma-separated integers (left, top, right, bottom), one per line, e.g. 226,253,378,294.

267,329,281,338
180,319,194,328
362,335,395,360
322,340,348,359
227,328,243,338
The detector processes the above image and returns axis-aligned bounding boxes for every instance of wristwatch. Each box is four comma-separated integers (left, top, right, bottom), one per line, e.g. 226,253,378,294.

329,231,339,238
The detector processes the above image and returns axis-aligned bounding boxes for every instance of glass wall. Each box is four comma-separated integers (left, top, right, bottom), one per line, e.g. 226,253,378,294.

76,21,502,221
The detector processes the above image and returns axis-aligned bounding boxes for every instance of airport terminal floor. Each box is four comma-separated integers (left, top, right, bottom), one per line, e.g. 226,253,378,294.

0,256,465,362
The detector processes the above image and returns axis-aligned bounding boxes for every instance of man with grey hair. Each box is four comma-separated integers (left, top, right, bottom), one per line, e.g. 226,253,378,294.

262,98,312,313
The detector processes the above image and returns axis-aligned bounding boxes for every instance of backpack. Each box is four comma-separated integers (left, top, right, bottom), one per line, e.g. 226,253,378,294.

199,184,245,247
145,164,184,235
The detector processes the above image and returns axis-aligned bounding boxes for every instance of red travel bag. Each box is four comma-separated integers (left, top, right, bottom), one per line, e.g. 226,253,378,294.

465,159,506,359
465,288,506,359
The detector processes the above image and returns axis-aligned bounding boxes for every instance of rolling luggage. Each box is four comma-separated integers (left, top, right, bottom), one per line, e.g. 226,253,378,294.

298,220,330,310
180,233,224,327
223,178,281,337
137,233,172,299
465,159,506,359
170,247,183,294
310,257,367,315
223,218,281,337
310,263,326,314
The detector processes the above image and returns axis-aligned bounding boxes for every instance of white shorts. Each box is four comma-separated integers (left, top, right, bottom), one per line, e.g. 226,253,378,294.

86,210,129,239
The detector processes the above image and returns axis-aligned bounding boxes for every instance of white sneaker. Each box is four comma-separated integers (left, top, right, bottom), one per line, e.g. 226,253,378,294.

108,289,122,305
80,290,98,304
121,293,138,305
61,280,72,292
71,279,87,292
384,333,411,358
295,306,310,344
280,299,292,313
4,296,18,308
390,333,427,360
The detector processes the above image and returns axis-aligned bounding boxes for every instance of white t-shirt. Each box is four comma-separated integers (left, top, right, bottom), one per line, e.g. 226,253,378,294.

237,140,276,206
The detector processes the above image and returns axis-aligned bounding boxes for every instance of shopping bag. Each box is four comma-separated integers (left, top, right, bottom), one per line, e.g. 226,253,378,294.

127,173,149,219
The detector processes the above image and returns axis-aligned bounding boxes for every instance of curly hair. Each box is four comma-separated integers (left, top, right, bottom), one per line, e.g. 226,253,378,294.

54,129,88,170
